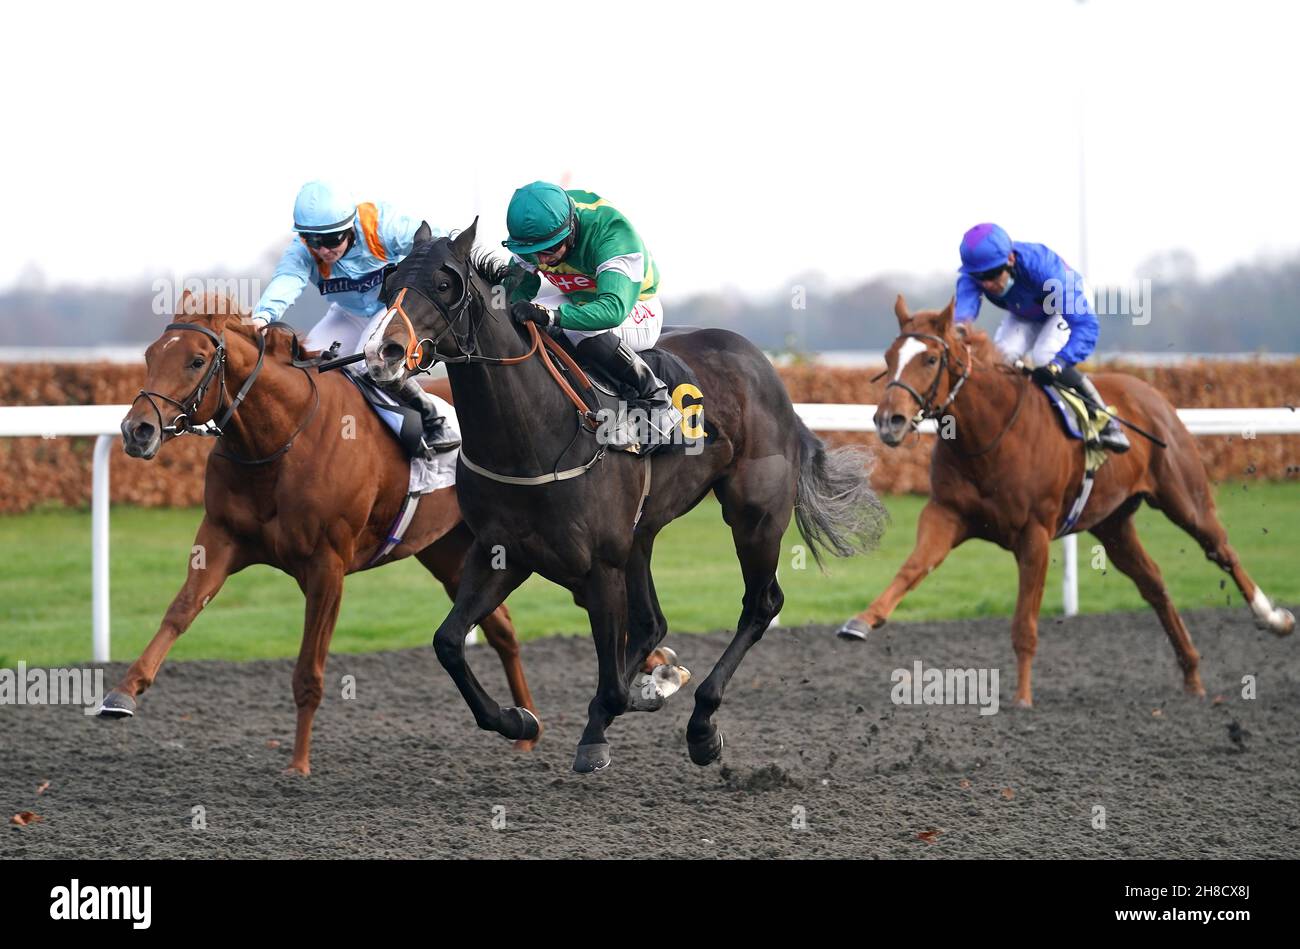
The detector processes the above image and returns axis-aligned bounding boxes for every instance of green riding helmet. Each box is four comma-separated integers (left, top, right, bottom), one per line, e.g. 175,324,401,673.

502,181,575,255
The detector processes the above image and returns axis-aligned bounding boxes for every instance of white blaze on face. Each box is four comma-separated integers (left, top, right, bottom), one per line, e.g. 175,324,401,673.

363,310,402,382
893,337,928,382
161,335,182,351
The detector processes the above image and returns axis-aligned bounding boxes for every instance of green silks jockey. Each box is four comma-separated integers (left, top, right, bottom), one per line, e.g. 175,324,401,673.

502,181,681,442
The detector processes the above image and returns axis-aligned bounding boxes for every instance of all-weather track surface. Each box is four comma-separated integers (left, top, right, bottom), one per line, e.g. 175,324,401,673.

2,608,1296,859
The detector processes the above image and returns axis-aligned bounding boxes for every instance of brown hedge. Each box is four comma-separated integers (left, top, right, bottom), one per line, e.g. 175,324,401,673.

1,359,1297,513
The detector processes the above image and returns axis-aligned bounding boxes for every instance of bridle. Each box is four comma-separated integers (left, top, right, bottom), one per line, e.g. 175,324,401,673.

884,330,1027,457
383,255,598,423
885,332,971,424
382,247,630,484
132,322,320,465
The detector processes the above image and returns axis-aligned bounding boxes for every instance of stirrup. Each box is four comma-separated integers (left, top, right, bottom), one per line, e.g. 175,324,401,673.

421,417,461,454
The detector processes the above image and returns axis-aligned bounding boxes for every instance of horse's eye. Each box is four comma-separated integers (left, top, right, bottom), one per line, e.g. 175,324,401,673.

437,281,451,293
926,355,939,366
190,356,205,369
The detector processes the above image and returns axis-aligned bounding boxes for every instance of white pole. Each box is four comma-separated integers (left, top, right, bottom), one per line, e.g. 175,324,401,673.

1065,0,1089,619
92,434,113,662
1062,533,1079,617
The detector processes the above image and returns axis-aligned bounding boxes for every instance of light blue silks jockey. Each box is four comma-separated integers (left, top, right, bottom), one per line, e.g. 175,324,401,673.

249,180,459,456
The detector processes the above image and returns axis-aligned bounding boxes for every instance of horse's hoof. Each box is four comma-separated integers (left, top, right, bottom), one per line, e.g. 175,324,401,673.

837,618,872,641
572,743,611,774
512,739,538,752
283,764,310,777
96,691,137,719
627,674,666,712
501,707,541,742
1013,697,1033,710
1270,608,1295,637
688,730,724,766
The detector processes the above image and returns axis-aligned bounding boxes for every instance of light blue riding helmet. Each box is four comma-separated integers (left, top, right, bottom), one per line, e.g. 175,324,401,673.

293,181,357,234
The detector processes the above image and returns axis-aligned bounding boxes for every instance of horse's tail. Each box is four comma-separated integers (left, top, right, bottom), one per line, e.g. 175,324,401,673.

793,420,889,570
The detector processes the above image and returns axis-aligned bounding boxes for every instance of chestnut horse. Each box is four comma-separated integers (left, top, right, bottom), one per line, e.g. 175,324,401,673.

838,295,1293,706
105,290,540,774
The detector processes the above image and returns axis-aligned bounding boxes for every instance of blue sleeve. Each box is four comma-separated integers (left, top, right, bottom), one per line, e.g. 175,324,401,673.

1019,243,1098,366
954,274,982,322
379,202,443,259
253,240,313,323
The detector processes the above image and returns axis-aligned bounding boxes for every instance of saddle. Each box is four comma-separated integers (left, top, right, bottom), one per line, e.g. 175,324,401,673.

550,333,709,456
341,371,428,460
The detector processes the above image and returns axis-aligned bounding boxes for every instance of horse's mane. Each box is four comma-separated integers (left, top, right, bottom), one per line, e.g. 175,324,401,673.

471,249,512,286
955,324,1000,367
172,290,303,361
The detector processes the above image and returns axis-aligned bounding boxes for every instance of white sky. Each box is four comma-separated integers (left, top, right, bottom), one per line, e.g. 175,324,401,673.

2,0,1296,300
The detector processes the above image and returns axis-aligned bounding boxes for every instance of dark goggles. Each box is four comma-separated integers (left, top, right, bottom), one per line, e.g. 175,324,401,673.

300,229,352,250
970,264,1008,283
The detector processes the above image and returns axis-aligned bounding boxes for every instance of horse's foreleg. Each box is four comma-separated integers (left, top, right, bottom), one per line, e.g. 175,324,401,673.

839,501,965,639
418,531,542,751
431,540,537,744
287,552,347,776
621,533,689,713
1010,525,1051,708
573,562,629,773
1091,514,1204,697
99,518,241,718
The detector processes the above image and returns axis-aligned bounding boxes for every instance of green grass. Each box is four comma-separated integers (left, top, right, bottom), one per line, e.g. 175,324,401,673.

2,483,1296,667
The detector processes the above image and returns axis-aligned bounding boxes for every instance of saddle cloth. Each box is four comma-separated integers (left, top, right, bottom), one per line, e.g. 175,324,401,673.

342,372,460,495
554,337,710,455
1040,382,1112,474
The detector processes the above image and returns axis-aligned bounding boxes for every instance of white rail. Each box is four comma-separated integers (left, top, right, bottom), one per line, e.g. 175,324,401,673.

1,402,1296,659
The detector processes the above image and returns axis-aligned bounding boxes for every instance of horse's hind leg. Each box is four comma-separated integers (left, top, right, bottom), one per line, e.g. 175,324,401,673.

416,526,541,751
1091,513,1205,697
687,471,790,766
99,517,242,719
1151,476,1295,636
431,539,539,744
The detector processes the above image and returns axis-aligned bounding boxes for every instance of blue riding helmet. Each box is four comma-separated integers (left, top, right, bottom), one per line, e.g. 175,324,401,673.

959,222,1013,274
293,181,357,234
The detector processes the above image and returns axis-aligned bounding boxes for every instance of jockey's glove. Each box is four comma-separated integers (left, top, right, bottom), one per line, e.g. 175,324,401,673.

1030,362,1062,386
249,314,271,334
510,301,557,329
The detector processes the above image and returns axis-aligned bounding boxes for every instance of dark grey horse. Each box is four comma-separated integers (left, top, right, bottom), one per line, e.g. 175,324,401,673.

366,222,886,772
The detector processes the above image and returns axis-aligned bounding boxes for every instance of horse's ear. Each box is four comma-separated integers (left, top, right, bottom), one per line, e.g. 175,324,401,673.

413,220,433,246
894,294,911,329
451,216,478,259
177,288,195,318
936,296,955,333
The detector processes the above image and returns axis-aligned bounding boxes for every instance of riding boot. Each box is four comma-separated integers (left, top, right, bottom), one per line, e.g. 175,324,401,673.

382,376,461,455
1060,366,1130,453
576,332,683,444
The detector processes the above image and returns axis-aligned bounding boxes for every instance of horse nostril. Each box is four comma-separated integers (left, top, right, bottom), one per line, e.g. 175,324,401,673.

889,415,907,430
381,341,405,363
135,422,155,442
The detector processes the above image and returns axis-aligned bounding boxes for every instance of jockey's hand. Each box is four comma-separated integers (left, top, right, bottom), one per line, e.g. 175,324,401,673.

249,314,271,335
1030,362,1062,386
510,301,556,329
